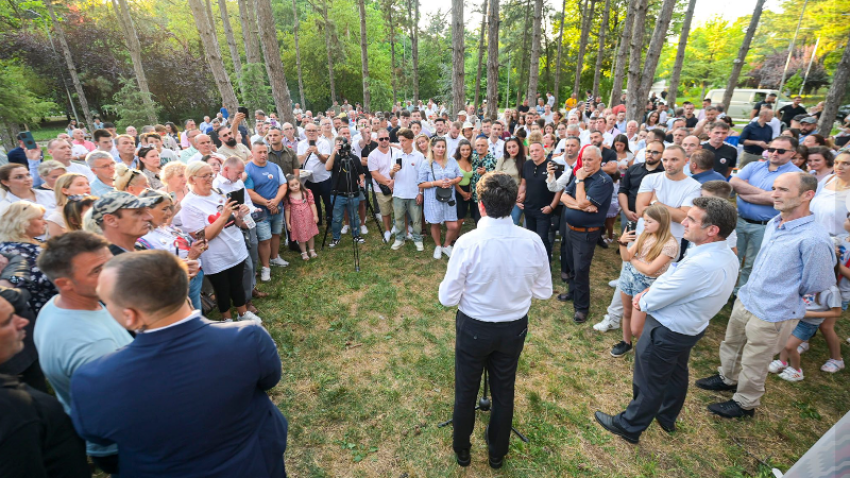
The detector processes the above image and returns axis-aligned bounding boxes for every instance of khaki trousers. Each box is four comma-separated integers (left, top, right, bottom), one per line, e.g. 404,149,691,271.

717,299,798,409
739,151,764,169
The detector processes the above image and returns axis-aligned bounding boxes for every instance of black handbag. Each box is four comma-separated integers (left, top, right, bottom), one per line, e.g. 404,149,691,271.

430,161,456,206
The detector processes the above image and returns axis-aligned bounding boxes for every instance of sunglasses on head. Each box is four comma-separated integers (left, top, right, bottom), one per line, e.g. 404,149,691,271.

766,148,789,154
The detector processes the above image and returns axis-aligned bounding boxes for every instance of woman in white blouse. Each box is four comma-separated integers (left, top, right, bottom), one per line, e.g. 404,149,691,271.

0,164,56,216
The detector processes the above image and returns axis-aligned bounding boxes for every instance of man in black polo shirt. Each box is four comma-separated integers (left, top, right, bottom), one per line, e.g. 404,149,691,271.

519,142,562,260
750,93,777,119
619,141,665,225
701,121,738,178
589,130,618,174
560,146,614,324
778,96,807,127
682,102,698,129
739,109,775,168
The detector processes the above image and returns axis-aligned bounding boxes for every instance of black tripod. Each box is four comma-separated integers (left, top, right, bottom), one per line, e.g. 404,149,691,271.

320,153,384,271
437,369,530,443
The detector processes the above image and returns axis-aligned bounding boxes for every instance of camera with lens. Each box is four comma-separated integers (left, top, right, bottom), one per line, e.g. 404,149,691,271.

338,138,352,157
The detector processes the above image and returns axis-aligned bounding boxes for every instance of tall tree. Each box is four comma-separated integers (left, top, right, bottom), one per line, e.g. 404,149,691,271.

320,0,336,104
633,0,677,113
485,0,499,118
553,0,567,107
450,0,465,116
665,0,696,108
574,0,597,99
254,0,294,124
357,0,371,112
111,0,157,123
43,0,95,130
187,0,238,115
407,0,420,103
386,0,399,105
218,0,243,94
591,0,611,99
526,0,543,102
817,36,850,135
237,0,262,65
624,0,649,123
473,0,488,113
609,0,635,106
722,0,767,114
291,0,306,108
515,0,532,106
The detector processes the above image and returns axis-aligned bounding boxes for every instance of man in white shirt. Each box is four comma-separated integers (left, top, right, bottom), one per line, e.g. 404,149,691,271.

594,197,739,444
445,121,463,158
368,129,397,242
439,171,552,469
46,139,95,183
488,123,505,160
388,128,425,251
251,121,270,146
542,104,554,124
296,123,333,225
186,134,216,164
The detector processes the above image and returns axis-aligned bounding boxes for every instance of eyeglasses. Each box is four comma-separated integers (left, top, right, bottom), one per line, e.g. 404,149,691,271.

646,150,663,156
194,173,216,180
766,148,789,154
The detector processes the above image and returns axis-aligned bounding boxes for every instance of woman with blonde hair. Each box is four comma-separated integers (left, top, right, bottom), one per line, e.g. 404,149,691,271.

35,160,67,191
114,163,150,196
45,172,91,237
160,161,189,204
414,133,431,156
418,137,462,259
611,204,679,358
0,201,56,314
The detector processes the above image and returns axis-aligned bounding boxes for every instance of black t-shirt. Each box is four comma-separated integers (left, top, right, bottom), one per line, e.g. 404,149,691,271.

685,116,698,128
517,105,530,114
778,104,807,126
330,153,365,194
752,100,775,114
388,127,399,143
601,147,618,166
701,142,738,177
360,140,379,179
618,162,665,213
522,159,559,210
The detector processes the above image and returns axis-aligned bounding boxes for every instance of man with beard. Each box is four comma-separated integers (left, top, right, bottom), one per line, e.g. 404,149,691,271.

216,121,252,163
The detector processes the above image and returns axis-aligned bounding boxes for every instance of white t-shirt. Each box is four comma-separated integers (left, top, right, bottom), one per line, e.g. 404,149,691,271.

71,143,90,159
368,147,396,191
488,139,505,160
178,190,249,275
445,134,462,159
296,137,332,183
636,174,701,241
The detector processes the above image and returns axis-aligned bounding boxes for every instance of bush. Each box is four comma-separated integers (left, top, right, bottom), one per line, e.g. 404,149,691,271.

103,77,160,129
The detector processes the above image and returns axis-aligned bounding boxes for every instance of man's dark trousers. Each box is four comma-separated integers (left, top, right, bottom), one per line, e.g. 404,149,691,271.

453,311,528,460
614,315,704,435
564,227,603,312
524,207,553,259
306,178,333,226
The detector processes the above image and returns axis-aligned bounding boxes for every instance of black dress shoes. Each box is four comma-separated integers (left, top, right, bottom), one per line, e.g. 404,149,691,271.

594,411,639,444
455,449,470,467
557,292,573,302
695,374,737,392
656,418,676,433
708,400,754,419
574,310,588,323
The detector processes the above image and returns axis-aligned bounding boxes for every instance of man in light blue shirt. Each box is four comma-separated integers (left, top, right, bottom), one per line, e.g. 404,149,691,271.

34,231,132,475
697,172,835,419
594,197,739,444
86,151,117,197
729,136,801,293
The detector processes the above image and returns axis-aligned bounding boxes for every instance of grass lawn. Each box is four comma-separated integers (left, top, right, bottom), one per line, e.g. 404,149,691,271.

234,219,849,478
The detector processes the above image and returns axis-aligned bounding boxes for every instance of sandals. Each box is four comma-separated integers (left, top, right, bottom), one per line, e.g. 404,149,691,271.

301,252,310,261
309,249,317,258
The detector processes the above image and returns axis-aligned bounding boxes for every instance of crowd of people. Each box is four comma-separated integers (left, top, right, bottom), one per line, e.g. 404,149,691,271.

0,89,848,474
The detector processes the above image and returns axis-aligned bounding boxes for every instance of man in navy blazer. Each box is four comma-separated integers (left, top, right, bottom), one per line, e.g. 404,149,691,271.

69,251,288,477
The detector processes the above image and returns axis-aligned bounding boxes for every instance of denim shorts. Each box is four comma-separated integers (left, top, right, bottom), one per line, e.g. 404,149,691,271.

255,211,283,241
618,262,656,297
792,320,822,341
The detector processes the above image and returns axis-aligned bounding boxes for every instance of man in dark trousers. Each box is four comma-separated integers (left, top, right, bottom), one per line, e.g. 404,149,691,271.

560,146,614,323
594,197,739,443
439,172,552,469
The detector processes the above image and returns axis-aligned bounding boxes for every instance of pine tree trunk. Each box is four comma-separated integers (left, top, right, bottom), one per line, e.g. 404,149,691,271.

291,0,307,109
573,0,597,99
553,0,567,108
526,0,543,103
408,0,420,104
625,0,649,123
609,0,635,106
722,0,767,114
817,36,850,135
187,0,239,115
388,3,399,105
254,0,295,124
322,0,337,104
592,0,611,99
473,0,488,113
635,0,677,109
485,0,499,119
516,0,532,106
664,0,696,109
451,0,465,117
110,0,157,124
43,0,95,130
237,0,262,65
218,0,243,95
358,0,371,112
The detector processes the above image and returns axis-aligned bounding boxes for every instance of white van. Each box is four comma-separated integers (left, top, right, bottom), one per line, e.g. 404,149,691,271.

706,89,792,121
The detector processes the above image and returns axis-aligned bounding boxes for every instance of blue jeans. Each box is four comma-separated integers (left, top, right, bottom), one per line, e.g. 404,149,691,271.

189,268,204,311
735,217,767,293
511,204,523,226
332,194,361,240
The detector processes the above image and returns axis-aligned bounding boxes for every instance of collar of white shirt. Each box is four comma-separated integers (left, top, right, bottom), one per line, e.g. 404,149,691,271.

139,309,202,334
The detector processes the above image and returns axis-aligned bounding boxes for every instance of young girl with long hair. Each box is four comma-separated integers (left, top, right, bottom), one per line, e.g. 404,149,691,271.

283,174,320,261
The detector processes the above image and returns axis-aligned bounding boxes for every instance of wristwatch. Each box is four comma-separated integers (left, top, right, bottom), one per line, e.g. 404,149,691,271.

575,179,584,184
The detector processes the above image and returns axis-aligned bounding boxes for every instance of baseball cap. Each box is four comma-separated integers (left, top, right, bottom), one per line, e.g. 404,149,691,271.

799,116,817,124
91,191,158,224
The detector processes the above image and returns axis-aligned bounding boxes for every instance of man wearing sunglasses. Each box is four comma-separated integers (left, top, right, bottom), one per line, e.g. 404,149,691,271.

368,130,397,243
729,136,802,294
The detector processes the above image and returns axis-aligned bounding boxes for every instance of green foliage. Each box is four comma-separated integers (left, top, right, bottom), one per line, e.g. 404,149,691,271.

103,77,160,129
240,63,274,114
0,59,57,125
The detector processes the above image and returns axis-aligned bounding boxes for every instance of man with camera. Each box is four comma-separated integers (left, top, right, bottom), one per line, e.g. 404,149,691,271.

439,171,552,469
326,134,366,247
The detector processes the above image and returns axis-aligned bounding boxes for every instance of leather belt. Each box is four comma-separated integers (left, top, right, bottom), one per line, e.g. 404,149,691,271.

568,225,601,232
741,217,770,225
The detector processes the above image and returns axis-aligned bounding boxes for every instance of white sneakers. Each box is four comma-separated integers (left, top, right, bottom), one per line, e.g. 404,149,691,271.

442,245,453,258
269,257,289,267
383,230,392,242
593,315,620,332
778,367,804,382
391,239,405,250
360,225,368,235
768,359,788,374
260,267,271,282
608,279,618,288
821,359,845,373
340,225,350,234
433,246,442,259
414,242,424,252
238,310,263,323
